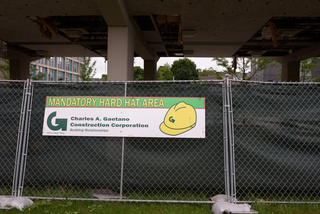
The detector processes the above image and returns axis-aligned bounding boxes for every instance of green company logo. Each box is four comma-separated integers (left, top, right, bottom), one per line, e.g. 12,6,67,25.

47,111,67,131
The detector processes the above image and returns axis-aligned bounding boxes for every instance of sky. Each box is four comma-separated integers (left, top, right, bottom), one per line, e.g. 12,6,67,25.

92,57,216,78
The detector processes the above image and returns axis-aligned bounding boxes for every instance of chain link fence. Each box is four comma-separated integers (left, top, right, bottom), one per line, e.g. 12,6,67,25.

123,81,225,201
19,80,225,202
0,80,26,196
231,80,320,203
23,82,125,199
2,79,319,203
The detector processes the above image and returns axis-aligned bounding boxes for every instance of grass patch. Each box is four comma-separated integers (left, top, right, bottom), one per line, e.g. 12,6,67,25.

19,185,221,201
0,200,212,214
236,190,320,202
123,188,219,201
2,186,320,213
6,185,320,202
1,200,320,214
252,202,320,214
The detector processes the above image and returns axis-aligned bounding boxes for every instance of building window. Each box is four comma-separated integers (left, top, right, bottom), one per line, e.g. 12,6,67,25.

48,69,56,81
48,69,53,81
72,74,78,81
73,61,78,73
66,73,72,81
48,57,55,67
57,57,63,69
30,64,36,78
58,71,65,81
65,59,70,71
39,67,47,80
43,68,47,80
79,57,84,62
38,58,46,65
79,64,82,74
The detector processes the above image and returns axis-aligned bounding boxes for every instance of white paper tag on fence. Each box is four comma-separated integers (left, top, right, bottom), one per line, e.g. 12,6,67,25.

42,96,206,138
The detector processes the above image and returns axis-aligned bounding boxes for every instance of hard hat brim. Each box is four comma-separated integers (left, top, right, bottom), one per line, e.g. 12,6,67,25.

160,122,195,136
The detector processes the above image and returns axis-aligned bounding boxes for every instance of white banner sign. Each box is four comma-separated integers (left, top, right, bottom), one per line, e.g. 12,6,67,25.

42,96,205,138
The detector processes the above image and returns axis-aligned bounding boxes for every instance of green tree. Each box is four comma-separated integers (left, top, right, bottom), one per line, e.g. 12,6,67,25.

171,58,199,80
133,66,144,81
0,58,10,80
238,58,251,80
199,67,216,76
213,57,279,80
32,72,45,80
300,57,320,82
101,74,107,81
212,57,238,79
157,63,172,80
310,74,320,82
247,58,279,80
79,57,96,81
199,67,223,79
30,64,45,80
276,57,320,82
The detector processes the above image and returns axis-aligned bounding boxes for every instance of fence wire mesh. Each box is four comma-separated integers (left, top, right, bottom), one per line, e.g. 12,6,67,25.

231,81,320,202
23,82,125,199
3,79,320,203
21,80,225,202
0,80,25,196
123,81,225,200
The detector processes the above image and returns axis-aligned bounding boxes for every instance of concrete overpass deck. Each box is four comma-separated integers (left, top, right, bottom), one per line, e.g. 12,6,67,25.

1,0,320,81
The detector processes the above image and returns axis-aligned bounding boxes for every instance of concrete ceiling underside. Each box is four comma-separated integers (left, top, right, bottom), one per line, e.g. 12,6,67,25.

1,0,320,61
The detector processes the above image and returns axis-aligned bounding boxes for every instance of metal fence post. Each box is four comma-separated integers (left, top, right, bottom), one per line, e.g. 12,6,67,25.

120,82,127,199
17,79,34,196
12,81,28,197
223,78,231,202
226,79,236,202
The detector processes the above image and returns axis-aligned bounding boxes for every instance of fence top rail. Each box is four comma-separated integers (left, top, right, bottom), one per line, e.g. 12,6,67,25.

230,80,320,85
30,79,224,84
3,79,320,85
0,80,26,83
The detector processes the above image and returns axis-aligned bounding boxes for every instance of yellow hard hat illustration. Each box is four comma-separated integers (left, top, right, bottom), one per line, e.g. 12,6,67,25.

160,102,197,136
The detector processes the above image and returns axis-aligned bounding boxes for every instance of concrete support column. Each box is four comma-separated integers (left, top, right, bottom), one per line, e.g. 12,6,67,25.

281,60,300,82
9,58,31,80
107,26,134,81
144,60,157,80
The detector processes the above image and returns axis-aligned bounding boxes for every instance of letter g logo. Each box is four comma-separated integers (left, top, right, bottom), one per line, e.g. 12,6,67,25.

47,111,67,131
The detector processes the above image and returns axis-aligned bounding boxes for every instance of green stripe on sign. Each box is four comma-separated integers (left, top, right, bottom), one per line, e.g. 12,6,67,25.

46,96,205,108
161,98,205,108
